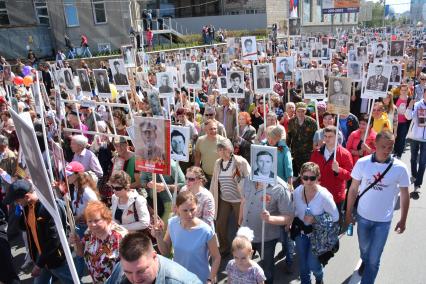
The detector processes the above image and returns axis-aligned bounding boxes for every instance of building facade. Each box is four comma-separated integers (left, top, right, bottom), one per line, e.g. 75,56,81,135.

410,0,426,24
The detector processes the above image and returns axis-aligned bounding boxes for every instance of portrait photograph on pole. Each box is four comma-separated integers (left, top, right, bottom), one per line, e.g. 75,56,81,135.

93,69,112,98
301,68,326,99
327,77,352,115
109,58,130,90
134,116,171,175
254,63,273,93
76,68,92,94
170,125,190,162
227,71,245,98
250,144,277,185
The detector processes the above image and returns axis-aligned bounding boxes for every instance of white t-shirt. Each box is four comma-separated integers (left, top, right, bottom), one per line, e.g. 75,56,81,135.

294,184,339,225
351,155,410,222
72,187,98,218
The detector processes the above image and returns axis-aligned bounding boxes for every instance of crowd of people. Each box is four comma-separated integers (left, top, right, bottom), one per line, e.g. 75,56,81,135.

0,25,425,284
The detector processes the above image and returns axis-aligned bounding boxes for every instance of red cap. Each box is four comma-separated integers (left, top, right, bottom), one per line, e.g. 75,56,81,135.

65,161,85,175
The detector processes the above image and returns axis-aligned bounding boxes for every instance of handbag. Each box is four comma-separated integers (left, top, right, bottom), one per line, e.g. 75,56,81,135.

353,158,394,210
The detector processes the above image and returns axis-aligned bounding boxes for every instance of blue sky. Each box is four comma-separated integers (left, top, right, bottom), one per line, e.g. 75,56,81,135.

371,0,410,13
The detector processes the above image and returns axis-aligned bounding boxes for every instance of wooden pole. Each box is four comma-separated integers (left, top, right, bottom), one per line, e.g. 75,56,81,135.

153,173,158,225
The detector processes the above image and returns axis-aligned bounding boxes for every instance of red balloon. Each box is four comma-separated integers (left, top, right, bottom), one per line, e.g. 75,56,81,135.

13,76,24,85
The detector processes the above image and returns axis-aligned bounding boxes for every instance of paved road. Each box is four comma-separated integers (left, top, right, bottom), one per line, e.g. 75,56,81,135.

11,146,425,283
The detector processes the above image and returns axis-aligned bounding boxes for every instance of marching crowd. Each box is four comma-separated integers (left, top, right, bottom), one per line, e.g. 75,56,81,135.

0,26,425,284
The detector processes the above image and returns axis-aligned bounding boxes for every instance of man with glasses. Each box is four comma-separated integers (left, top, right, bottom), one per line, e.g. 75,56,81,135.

310,126,353,224
106,232,201,284
199,107,226,137
287,102,318,177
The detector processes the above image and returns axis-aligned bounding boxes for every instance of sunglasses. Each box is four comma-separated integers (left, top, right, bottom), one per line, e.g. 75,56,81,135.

205,113,214,117
185,177,197,182
302,175,317,181
111,185,125,191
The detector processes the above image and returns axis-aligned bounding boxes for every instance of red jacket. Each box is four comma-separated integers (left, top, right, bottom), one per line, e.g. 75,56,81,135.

310,145,353,204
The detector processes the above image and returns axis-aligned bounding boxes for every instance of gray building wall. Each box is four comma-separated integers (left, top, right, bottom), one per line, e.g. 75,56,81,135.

175,13,267,34
47,0,133,54
410,0,425,24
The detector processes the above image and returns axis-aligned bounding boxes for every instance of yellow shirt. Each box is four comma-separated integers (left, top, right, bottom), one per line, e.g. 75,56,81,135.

373,113,392,133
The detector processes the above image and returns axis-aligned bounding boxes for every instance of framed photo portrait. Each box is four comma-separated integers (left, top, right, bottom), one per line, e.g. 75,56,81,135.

122,45,136,68
184,61,202,89
134,116,171,175
356,46,368,63
328,38,337,50
146,89,164,117
156,72,174,98
226,71,245,98
76,69,92,93
109,59,130,90
59,68,76,95
170,125,190,162
373,42,387,63
241,36,258,61
301,69,326,99
389,64,402,86
389,40,405,58
288,18,301,36
218,76,227,94
254,63,273,93
363,63,391,99
276,56,294,81
327,77,352,115
250,144,277,185
347,61,363,82
93,69,112,98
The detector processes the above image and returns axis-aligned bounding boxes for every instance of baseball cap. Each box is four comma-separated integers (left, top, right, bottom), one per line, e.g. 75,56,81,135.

4,180,32,204
65,161,85,176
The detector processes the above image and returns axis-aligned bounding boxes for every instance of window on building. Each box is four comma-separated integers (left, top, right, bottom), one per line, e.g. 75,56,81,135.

0,1,10,25
34,0,49,25
246,9,256,14
64,0,79,27
92,0,107,24
354,12,358,22
303,0,312,23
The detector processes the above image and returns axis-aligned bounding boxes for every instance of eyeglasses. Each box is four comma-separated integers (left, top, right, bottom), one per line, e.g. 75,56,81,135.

302,175,317,181
185,177,197,182
205,113,214,117
111,185,125,191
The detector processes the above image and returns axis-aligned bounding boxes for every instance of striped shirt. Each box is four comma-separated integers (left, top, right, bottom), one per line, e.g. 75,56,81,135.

218,159,241,202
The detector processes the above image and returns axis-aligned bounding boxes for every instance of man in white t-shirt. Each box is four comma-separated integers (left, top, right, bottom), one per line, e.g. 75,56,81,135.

345,130,410,284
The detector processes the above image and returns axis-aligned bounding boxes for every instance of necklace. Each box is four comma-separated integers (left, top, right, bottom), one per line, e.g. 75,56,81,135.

220,155,233,172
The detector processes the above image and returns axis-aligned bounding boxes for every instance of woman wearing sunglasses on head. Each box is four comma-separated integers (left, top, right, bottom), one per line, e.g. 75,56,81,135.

180,166,215,228
110,170,150,232
292,162,339,284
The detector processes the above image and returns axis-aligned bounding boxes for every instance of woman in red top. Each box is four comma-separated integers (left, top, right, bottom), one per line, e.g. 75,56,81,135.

394,84,412,158
146,28,153,51
346,114,376,164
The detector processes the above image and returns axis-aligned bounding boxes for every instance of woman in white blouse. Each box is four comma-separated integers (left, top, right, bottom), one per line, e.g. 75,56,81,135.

293,162,338,284
110,170,150,232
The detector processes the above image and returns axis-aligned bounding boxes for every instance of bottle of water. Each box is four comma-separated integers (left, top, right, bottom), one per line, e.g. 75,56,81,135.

347,223,353,236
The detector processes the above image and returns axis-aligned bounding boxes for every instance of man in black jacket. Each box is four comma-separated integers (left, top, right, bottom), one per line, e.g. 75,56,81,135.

5,180,74,284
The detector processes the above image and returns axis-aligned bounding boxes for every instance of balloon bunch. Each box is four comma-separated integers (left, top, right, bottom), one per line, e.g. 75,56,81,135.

13,66,34,87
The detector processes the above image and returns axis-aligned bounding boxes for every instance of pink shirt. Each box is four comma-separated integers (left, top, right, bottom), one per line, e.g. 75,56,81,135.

396,98,408,123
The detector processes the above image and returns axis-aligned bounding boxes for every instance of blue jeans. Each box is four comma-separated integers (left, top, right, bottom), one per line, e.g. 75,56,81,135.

81,46,92,58
67,48,76,59
295,234,323,284
280,227,294,265
357,215,391,284
394,121,410,157
75,224,88,277
252,239,278,284
410,140,426,187
34,261,75,284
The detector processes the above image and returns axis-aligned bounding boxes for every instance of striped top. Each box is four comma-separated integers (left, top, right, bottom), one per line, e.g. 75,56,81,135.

218,158,241,202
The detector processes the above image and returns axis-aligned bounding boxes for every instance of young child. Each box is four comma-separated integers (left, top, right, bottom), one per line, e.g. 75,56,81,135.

226,227,266,284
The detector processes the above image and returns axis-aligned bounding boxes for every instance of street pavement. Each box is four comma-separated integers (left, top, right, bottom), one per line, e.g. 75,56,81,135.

11,146,425,283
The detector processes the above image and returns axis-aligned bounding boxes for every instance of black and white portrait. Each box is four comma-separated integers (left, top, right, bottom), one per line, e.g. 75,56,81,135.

241,36,257,60
327,77,351,115
250,144,277,185
321,37,328,46
227,37,237,59
373,43,387,62
109,59,130,89
321,48,331,62
60,68,76,94
347,42,355,53
122,45,135,67
184,62,202,89
147,89,163,117
254,64,273,93
390,40,404,58
219,76,227,93
389,64,402,85
76,69,91,93
170,125,190,162
288,18,301,36
227,71,245,98
308,37,316,49
93,69,111,96
348,50,358,62
276,56,294,81
156,72,174,97
329,38,337,50
364,63,391,98
301,69,325,99
347,62,362,82
357,46,368,62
